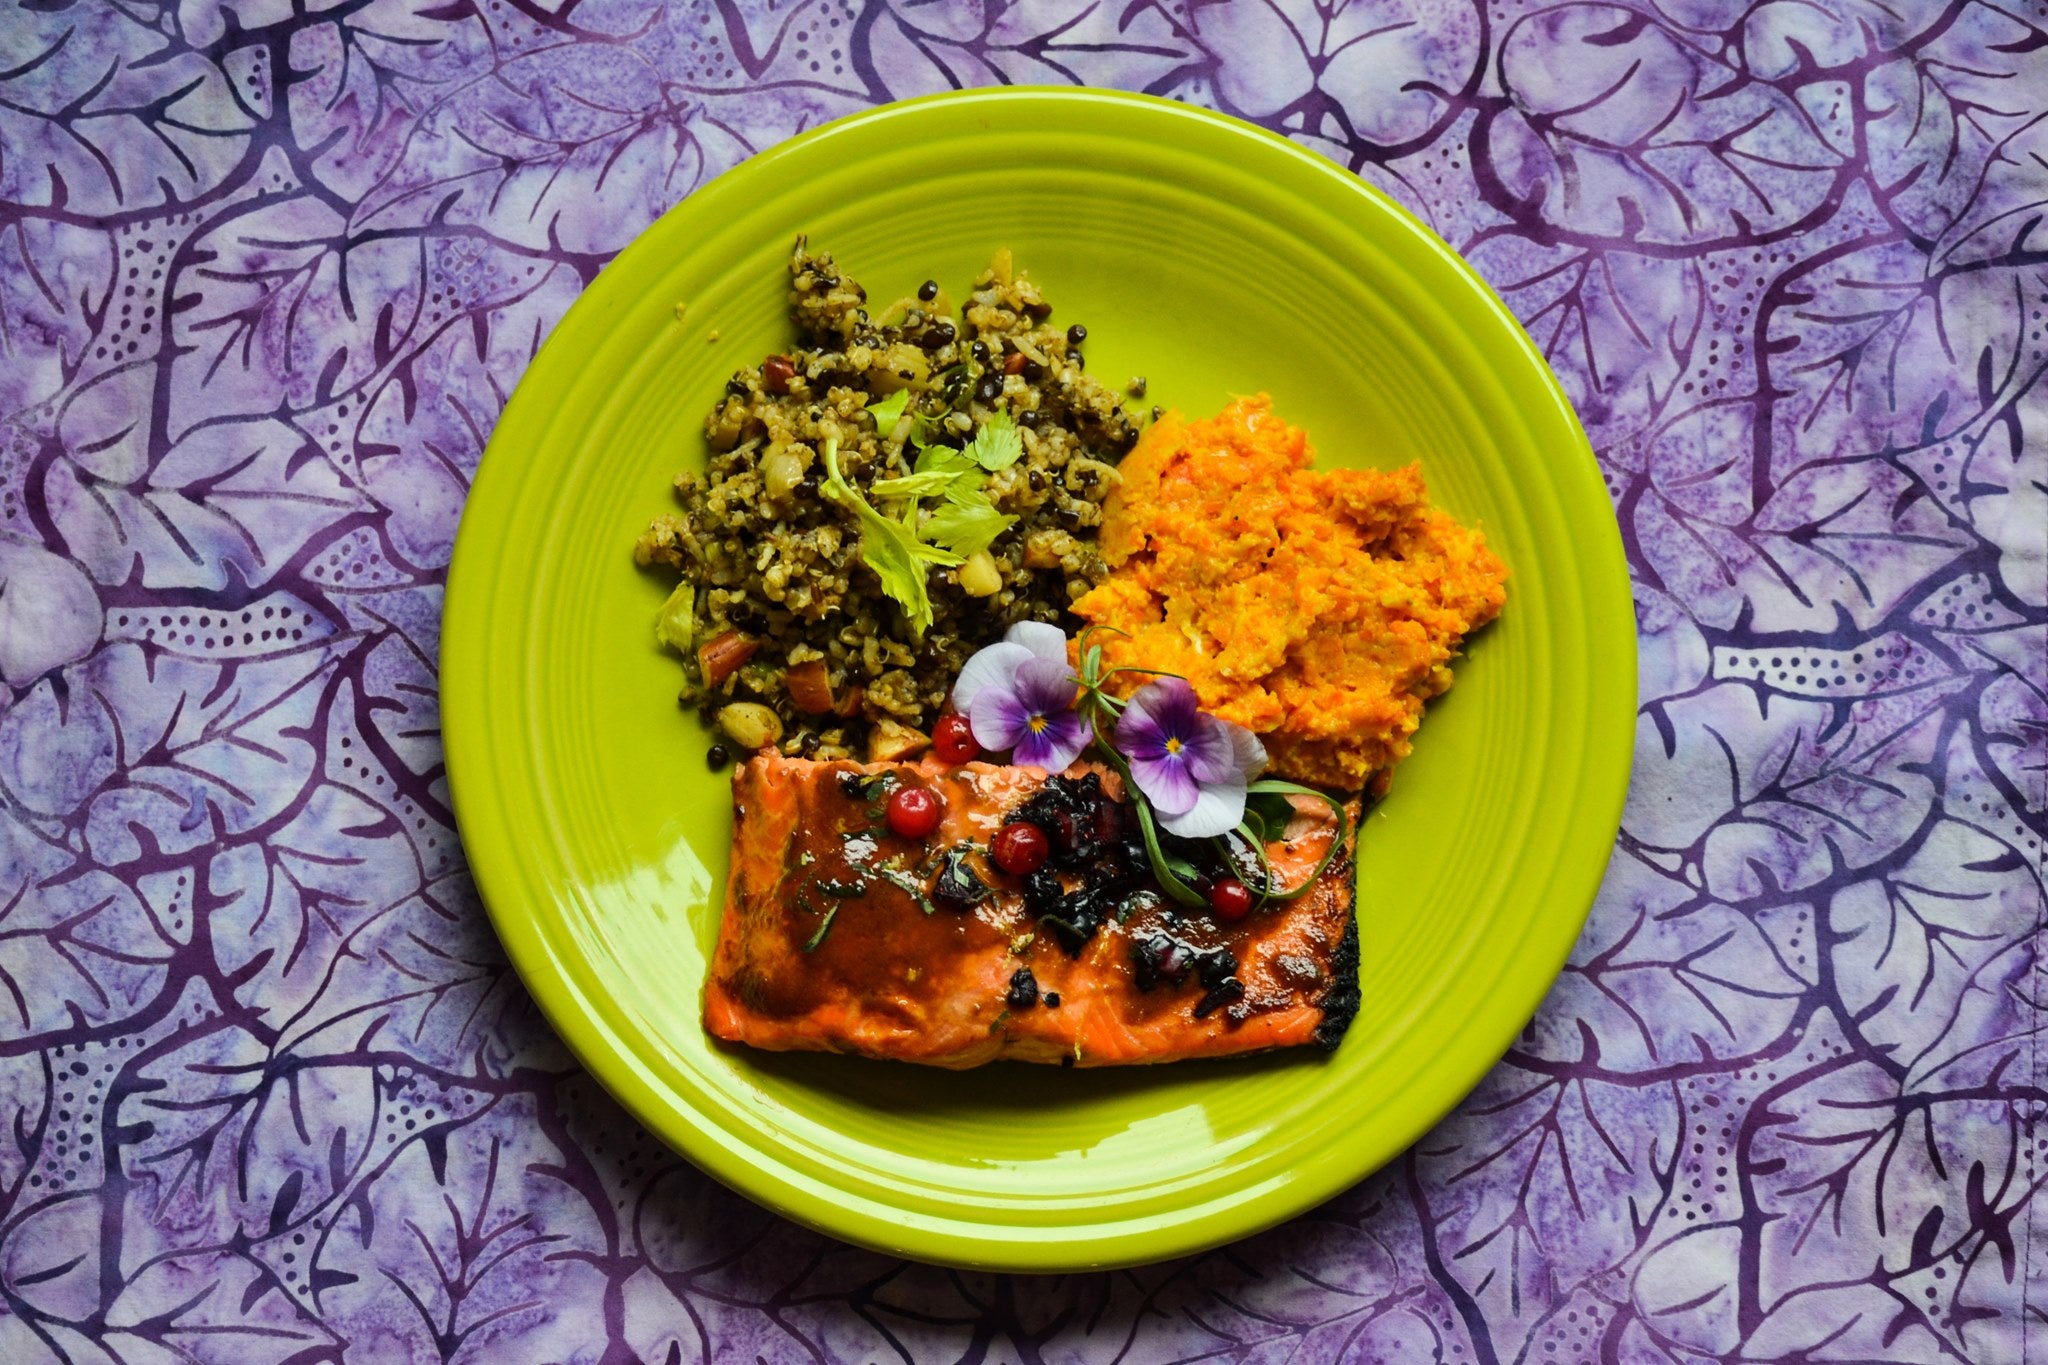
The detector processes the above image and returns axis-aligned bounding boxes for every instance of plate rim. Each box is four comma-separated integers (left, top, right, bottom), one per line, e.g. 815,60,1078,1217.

442,85,1636,1270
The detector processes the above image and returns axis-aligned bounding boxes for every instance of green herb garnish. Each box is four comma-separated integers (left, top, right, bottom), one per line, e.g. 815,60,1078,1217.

912,444,975,478
917,449,1015,556
864,388,911,432
802,905,839,953
870,470,960,500
926,496,1016,559
878,866,939,915
820,436,961,636
653,579,695,655
964,410,1023,471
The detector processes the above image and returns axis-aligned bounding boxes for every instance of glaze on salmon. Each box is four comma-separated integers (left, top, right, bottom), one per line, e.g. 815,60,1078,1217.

704,751,1360,1068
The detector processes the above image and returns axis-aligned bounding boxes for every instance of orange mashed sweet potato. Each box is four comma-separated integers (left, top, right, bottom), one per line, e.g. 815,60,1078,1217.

1072,396,1506,794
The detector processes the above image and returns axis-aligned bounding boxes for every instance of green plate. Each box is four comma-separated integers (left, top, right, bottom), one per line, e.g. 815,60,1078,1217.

442,88,1634,1271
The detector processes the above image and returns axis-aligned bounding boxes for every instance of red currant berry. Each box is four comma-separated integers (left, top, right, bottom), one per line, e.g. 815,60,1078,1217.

990,822,1051,876
1207,877,1254,923
885,786,943,839
932,714,980,764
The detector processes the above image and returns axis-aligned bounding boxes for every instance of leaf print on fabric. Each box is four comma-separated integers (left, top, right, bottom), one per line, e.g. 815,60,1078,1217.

0,6,254,220
0,535,103,687
0,0,2042,1360
1192,0,1479,152
0,809,170,1038
355,43,756,257
51,416,367,591
1486,5,1842,248
75,639,346,864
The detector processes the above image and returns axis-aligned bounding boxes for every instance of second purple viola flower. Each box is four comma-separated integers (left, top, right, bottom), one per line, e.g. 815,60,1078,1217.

1116,677,1266,838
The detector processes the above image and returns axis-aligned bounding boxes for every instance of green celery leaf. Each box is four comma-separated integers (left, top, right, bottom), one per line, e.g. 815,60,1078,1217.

941,466,988,504
864,388,911,432
820,438,960,636
913,445,975,477
870,471,959,500
927,499,1016,558
964,410,1023,471
653,579,695,655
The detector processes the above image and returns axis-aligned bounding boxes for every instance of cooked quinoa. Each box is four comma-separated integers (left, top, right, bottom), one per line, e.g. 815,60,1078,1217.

634,241,1144,760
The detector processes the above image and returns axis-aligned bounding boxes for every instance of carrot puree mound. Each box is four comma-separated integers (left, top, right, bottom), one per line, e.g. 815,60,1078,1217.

1071,396,1506,795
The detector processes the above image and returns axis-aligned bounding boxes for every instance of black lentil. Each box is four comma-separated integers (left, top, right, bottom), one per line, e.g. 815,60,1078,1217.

706,743,732,770
917,278,938,301
974,373,1003,403
1066,323,1088,345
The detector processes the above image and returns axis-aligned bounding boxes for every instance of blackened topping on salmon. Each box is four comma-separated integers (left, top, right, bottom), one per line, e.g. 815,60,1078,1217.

1132,932,1189,989
1198,948,1238,989
1006,773,1154,952
1133,934,1240,1019
1021,869,1064,917
838,771,891,801
1007,773,1119,869
1007,967,1040,1008
931,847,989,913
1194,977,1245,1018
1045,880,1138,955
1132,934,1236,993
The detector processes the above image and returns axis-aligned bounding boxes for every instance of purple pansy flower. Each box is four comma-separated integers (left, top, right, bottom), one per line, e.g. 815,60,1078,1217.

1116,678,1267,837
953,622,1091,771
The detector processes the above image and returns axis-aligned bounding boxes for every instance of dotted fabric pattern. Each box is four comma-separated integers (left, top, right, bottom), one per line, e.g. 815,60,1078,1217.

0,2,2043,1361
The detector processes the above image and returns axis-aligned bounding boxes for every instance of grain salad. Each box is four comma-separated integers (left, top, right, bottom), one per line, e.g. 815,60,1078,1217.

635,241,1146,762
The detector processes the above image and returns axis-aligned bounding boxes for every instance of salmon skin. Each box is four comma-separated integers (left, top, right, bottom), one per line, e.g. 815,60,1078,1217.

704,751,1360,1068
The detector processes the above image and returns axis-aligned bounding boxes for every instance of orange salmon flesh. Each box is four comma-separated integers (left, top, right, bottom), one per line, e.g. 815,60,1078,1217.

704,751,1360,1068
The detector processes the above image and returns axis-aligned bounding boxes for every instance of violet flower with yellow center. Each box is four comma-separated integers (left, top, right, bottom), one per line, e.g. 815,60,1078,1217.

1116,677,1267,837
952,621,1091,771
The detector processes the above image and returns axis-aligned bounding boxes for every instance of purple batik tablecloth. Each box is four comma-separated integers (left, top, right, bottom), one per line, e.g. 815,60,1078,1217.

0,1,2043,1360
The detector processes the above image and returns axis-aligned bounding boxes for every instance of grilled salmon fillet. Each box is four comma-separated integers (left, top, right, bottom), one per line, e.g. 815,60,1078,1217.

704,751,1360,1068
